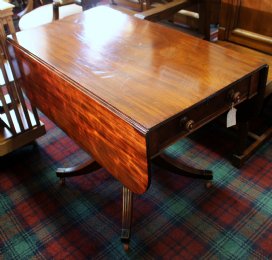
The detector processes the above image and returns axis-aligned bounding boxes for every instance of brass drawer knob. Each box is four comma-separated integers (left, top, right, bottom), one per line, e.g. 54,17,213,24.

185,119,194,131
229,90,241,103
180,117,194,131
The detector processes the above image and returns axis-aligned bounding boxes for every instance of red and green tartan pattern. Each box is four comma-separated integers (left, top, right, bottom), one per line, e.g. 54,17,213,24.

0,114,272,259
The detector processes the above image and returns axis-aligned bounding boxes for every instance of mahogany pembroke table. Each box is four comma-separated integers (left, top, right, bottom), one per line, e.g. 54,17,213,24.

6,6,268,250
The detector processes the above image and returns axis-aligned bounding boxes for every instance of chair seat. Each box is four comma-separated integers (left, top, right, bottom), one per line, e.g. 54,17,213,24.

19,3,82,30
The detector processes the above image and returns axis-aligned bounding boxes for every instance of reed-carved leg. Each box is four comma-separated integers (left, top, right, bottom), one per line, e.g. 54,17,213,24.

56,158,101,184
121,186,133,251
153,153,213,187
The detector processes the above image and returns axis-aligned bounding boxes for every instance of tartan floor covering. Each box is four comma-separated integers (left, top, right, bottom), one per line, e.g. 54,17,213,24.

0,112,272,259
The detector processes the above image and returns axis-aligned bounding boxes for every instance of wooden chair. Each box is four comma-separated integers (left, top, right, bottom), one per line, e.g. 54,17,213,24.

18,0,97,30
52,0,98,20
110,0,149,12
0,1,45,156
17,0,45,18
18,1,83,30
135,0,219,40
109,0,192,13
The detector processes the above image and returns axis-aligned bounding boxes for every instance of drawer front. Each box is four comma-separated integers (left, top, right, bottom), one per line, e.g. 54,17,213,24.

148,74,259,157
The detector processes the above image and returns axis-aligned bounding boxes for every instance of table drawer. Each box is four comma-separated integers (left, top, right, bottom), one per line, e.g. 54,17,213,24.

148,74,258,157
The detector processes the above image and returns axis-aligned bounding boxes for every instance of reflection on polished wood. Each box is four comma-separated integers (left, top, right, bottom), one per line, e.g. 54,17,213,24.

7,6,268,248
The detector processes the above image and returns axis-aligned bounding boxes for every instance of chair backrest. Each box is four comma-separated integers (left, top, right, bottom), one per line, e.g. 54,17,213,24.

53,0,97,20
135,0,221,40
0,3,46,156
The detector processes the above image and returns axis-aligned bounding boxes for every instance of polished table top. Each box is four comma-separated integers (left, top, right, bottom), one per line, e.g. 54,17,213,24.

7,6,267,194
10,6,265,129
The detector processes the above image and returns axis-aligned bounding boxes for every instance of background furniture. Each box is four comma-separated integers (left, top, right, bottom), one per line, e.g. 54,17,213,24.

218,0,271,54
16,0,45,18
135,0,220,40
0,1,45,156
216,0,272,166
18,0,97,30
110,0,154,12
53,0,97,19
17,0,44,18
17,0,98,18
18,2,82,30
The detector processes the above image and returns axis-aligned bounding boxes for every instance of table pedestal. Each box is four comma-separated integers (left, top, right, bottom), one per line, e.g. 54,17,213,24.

55,151,213,250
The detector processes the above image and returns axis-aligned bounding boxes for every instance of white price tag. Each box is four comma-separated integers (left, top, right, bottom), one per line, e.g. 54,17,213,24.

227,107,237,128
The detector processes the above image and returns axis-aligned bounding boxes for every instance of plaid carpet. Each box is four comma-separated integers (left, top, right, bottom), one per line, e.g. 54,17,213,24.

0,112,272,259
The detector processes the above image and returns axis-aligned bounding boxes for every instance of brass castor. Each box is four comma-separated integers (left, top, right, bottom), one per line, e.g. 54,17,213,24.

205,181,213,189
60,177,65,185
123,242,129,251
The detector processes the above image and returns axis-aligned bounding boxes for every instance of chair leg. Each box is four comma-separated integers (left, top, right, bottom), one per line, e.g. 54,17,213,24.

121,186,133,251
232,120,272,168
